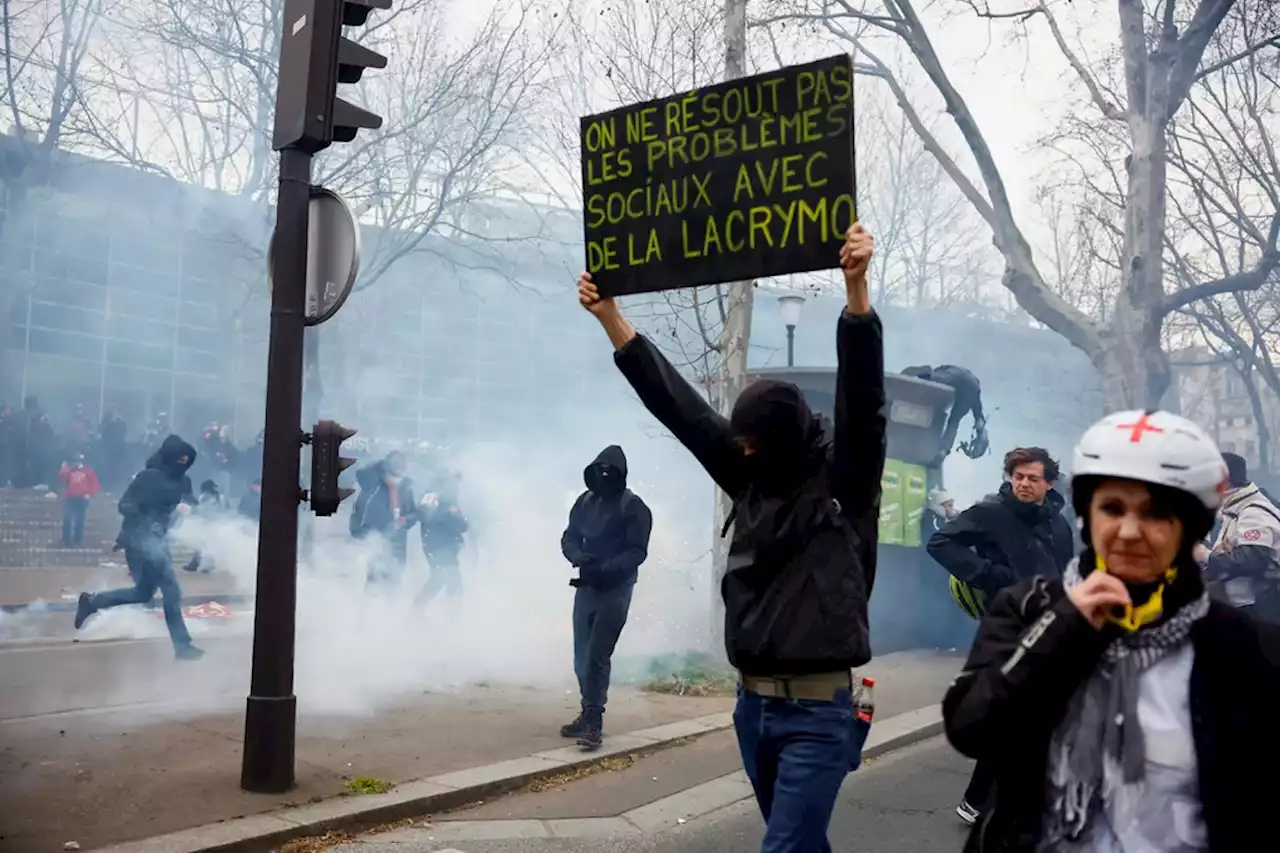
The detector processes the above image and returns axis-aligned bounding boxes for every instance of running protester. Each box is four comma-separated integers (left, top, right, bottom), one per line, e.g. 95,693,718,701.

943,410,1280,852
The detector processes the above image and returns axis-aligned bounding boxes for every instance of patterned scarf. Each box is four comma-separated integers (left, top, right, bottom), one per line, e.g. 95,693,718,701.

1040,558,1209,847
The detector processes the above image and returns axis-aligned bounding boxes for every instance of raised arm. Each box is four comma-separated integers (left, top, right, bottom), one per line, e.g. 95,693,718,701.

578,274,747,497
830,224,886,518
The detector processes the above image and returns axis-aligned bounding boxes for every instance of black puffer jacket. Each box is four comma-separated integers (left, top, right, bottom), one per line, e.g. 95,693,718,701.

115,435,197,549
944,567,1280,852
927,483,1075,598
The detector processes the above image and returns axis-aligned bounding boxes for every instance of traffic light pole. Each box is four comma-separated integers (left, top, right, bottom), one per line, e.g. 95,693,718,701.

242,146,311,793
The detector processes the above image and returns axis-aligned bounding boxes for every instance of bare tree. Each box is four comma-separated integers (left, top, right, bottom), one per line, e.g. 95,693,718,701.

1153,6,1280,467
79,0,553,422
0,0,109,397
754,0,1280,409
91,0,551,283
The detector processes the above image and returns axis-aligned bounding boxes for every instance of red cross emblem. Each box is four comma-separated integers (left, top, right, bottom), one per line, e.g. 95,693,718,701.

1117,414,1164,443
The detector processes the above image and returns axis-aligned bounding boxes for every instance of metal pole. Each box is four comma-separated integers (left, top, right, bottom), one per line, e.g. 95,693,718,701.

241,146,310,793
786,325,796,368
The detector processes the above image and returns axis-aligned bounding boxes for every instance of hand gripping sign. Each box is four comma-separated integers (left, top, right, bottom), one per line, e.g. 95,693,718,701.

579,54,858,297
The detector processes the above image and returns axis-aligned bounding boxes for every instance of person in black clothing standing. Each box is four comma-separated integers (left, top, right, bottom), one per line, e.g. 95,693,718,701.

926,445,1075,826
576,223,883,853
559,445,652,750
73,435,204,660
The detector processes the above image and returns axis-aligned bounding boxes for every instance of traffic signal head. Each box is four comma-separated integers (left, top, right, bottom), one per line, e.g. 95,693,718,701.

272,0,390,152
310,419,358,516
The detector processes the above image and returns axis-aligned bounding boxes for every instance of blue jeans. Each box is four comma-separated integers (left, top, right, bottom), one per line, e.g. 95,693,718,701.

62,497,88,545
734,686,869,853
90,540,193,649
571,582,634,716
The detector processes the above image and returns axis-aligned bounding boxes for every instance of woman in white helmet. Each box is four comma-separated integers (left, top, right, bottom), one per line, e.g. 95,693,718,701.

942,410,1280,852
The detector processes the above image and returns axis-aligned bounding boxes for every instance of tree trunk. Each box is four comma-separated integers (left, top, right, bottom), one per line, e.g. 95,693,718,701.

706,0,753,660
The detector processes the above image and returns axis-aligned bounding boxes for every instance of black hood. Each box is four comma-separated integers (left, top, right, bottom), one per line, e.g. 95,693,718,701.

147,434,197,475
730,380,825,494
997,481,1063,523
585,445,628,497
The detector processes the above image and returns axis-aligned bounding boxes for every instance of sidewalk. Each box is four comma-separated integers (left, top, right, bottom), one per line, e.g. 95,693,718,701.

0,649,960,853
0,565,243,612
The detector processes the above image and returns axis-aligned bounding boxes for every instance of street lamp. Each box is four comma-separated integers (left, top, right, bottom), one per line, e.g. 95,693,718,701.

777,293,806,367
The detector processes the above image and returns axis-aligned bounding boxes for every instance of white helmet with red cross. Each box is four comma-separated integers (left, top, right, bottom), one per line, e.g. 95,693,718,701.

1071,409,1229,512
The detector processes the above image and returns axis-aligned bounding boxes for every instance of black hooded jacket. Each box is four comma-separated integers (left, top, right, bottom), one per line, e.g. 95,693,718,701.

927,483,1074,598
116,434,197,549
560,446,652,592
613,310,886,675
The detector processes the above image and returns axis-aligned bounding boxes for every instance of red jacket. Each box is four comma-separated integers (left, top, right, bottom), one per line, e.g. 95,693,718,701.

59,464,101,499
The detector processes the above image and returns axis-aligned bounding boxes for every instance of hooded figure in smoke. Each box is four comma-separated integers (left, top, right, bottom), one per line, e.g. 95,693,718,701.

74,435,204,660
559,445,652,750
351,450,417,594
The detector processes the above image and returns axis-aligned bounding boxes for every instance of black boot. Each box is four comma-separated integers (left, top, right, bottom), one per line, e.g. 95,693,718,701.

74,593,94,630
560,712,589,739
576,711,603,751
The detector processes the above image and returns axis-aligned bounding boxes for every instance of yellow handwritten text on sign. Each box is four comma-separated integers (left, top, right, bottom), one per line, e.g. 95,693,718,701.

579,56,858,296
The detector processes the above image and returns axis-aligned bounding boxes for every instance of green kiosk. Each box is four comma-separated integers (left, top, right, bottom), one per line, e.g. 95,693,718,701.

745,366,977,652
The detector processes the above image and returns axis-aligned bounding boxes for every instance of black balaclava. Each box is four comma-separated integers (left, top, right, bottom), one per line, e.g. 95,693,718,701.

585,445,628,499
730,380,825,495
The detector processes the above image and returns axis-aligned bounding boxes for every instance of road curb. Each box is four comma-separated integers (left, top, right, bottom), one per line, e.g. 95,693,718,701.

391,706,946,844
0,593,254,614
91,712,735,853
92,705,945,853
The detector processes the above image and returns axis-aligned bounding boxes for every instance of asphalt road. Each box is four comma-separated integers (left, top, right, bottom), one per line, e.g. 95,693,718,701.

331,736,974,853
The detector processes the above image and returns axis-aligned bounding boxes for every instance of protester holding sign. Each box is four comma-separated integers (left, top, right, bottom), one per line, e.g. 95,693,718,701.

576,223,883,853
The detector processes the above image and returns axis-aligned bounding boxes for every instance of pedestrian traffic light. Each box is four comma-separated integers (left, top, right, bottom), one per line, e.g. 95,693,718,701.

310,420,358,516
272,0,390,153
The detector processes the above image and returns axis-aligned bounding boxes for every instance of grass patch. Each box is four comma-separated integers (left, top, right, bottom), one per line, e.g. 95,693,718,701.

640,651,737,697
345,776,394,795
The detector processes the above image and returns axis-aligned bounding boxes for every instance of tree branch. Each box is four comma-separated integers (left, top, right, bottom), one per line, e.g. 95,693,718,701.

1163,211,1280,313
1167,0,1237,121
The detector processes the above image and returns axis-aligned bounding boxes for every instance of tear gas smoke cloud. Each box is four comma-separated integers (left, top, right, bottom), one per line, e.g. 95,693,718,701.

30,416,716,721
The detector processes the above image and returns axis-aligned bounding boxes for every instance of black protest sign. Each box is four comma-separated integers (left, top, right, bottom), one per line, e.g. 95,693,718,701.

580,54,856,297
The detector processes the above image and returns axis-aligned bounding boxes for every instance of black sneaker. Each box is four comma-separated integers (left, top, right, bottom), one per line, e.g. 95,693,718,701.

74,593,94,630
560,713,589,739
576,715,603,751
175,645,205,661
